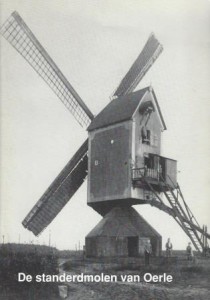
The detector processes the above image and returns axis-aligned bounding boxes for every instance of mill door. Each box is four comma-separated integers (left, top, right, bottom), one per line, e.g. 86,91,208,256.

127,236,138,257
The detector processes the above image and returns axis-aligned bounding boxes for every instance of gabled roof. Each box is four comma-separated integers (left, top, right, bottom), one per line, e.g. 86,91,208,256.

87,87,166,131
86,206,161,237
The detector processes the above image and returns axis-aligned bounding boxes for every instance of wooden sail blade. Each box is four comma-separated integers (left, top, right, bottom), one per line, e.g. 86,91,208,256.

1,11,94,128
22,140,88,236
113,33,163,98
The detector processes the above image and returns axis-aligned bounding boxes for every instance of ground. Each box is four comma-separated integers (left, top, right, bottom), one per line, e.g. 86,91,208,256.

1,249,210,299
59,254,210,300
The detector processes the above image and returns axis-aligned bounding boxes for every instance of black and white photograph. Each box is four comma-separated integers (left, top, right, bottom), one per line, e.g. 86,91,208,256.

0,0,210,299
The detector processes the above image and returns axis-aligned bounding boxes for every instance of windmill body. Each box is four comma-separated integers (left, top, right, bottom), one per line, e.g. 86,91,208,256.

1,11,209,256
87,87,176,214
85,87,176,257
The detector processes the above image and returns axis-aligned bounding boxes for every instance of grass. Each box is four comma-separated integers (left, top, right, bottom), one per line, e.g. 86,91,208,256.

1,244,210,299
0,243,59,300
0,284,59,300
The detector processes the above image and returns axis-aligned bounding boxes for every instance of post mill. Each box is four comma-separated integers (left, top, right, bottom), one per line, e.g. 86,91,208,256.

1,11,209,257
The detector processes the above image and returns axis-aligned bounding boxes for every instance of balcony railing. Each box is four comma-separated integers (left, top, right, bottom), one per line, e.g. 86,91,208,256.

132,167,162,181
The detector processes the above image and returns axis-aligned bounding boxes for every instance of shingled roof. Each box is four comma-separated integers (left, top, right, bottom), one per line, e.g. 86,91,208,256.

86,206,161,238
88,87,166,131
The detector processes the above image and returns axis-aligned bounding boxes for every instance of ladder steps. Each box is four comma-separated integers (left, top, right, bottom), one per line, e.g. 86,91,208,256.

141,175,207,253
163,186,205,253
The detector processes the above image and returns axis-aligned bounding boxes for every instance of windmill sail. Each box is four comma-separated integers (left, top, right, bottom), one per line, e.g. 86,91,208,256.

113,33,163,98
1,11,93,128
22,140,88,236
1,11,94,235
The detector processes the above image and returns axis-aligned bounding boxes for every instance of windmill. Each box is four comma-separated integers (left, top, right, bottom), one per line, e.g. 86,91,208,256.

1,11,209,257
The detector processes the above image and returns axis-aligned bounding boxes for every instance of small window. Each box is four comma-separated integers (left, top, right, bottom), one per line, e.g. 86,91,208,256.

142,127,151,145
146,130,151,144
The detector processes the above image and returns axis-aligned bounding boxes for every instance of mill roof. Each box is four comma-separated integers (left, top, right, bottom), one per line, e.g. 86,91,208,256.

86,206,161,238
88,87,166,131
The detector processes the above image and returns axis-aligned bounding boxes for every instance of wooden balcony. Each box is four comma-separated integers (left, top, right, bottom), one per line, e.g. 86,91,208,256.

132,154,177,191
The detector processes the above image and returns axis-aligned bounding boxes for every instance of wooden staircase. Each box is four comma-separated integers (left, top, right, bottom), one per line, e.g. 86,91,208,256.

163,184,203,252
137,170,209,253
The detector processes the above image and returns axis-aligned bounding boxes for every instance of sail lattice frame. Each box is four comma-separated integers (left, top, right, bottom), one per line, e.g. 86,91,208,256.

1,12,93,128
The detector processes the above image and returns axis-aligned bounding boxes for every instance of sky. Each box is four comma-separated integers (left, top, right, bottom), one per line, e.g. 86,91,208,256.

0,0,210,250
